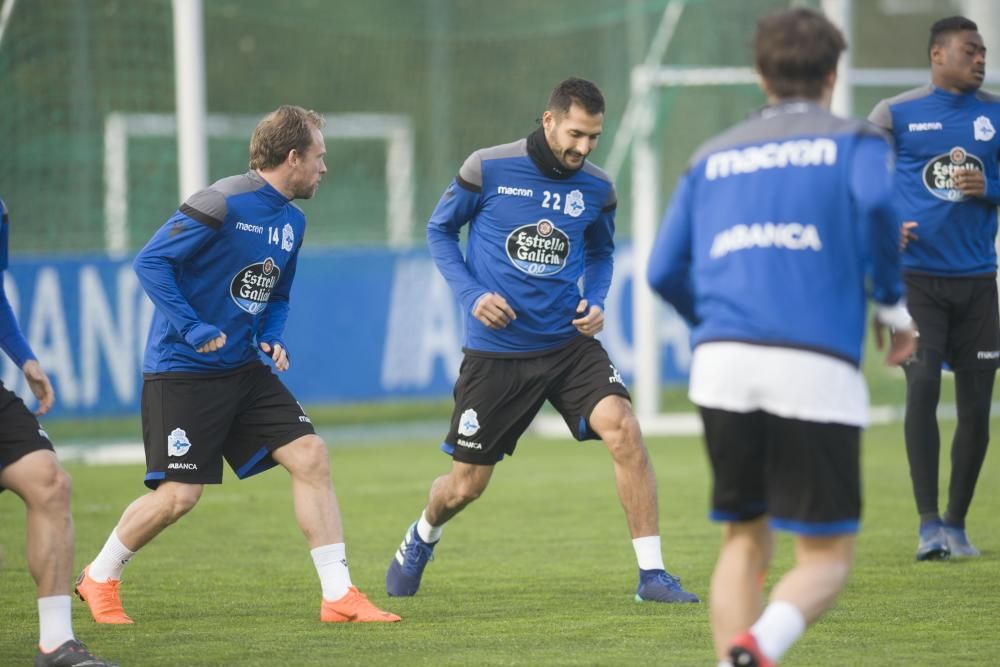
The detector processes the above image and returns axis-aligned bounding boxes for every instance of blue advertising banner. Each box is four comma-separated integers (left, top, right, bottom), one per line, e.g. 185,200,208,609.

1,245,691,419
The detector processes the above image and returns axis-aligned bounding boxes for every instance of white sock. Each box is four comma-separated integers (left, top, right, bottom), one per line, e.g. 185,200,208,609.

416,510,442,543
750,600,807,662
37,595,73,652
311,543,352,601
632,535,665,571
88,529,136,582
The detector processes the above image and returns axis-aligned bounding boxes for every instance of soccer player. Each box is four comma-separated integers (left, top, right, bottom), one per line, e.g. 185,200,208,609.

869,16,998,561
384,78,698,605
0,199,117,666
648,9,916,666
75,106,399,625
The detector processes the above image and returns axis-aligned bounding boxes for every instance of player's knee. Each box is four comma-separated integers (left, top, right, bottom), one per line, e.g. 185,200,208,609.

602,414,647,461
450,477,487,507
162,484,202,521
33,463,72,513
291,434,330,479
904,351,943,393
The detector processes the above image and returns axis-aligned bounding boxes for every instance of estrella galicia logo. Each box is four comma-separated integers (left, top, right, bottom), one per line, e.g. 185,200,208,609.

923,146,985,202
505,219,570,276
167,427,192,457
230,257,280,315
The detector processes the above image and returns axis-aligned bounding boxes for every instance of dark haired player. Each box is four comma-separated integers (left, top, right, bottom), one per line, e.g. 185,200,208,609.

870,16,999,561
385,78,698,605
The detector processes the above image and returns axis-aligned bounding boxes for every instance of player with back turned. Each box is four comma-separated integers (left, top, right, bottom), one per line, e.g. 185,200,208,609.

649,9,915,666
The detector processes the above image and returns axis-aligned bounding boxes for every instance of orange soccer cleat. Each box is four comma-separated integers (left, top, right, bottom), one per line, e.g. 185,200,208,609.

75,565,134,625
320,586,401,623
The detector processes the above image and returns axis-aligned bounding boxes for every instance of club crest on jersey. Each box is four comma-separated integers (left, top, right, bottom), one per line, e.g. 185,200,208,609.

281,223,295,251
974,115,995,141
167,428,192,457
923,146,985,201
564,189,586,218
458,408,480,437
506,219,570,276
230,257,280,314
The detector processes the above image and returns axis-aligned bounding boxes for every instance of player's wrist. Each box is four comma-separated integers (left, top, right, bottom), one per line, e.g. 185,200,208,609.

875,301,915,333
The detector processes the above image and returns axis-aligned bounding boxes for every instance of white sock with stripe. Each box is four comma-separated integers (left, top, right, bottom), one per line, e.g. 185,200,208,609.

88,529,136,582
312,543,352,601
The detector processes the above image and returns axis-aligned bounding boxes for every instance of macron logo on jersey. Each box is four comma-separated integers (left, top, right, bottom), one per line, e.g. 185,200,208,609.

497,185,534,197
236,220,263,234
710,222,823,259
705,138,837,180
908,122,943,132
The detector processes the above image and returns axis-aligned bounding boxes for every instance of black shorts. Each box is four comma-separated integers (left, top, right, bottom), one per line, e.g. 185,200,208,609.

904,273,1000,370
699,407,861,536
0,380,54,492
443,336,631,465
141,363,315,489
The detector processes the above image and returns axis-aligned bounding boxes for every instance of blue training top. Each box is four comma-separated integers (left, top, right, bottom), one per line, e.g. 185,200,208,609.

648,101,904,367
427,127,617,355
0,198,36,368
135,171,304,374
869,84,1000,276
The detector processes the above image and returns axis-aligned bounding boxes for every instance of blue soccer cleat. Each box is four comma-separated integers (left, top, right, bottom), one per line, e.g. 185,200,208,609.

942,524,980,557
916,521,951,561
386,522,436,597
634,568,700,603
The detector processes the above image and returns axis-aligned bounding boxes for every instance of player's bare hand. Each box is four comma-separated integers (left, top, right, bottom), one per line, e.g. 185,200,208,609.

21,359,54,416
873,318,917,366
900,221,919,250
953,169,986,198
260,341,289,372
571,299,604,337
474,292,517,330
196,332,227,353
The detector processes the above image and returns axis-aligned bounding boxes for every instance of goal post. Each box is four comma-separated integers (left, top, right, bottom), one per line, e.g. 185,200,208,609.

102,111,415,255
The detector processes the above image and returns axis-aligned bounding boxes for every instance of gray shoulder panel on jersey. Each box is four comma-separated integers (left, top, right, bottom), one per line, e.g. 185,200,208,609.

180,171,266,230
976,88,1000,103
690,107,886,166
872,84,935,125
580,161,617,210
457,139,527,192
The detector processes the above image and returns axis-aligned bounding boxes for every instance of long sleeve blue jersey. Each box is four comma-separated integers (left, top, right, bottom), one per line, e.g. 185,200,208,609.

0,198,36,368
135,171,304,374
428,129,617,355
648,102,904,367
869,85,1000,276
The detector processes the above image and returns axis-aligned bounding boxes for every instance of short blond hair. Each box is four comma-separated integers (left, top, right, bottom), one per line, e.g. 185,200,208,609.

249,105,325,171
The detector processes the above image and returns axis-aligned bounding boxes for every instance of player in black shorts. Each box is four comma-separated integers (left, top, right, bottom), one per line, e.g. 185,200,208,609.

384,78,698,605
869,16,999,560
74,107,398,627
649,11,916,665
0,198,116,666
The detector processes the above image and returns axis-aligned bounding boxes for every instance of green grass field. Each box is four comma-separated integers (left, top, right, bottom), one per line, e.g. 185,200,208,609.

2,418,999,666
